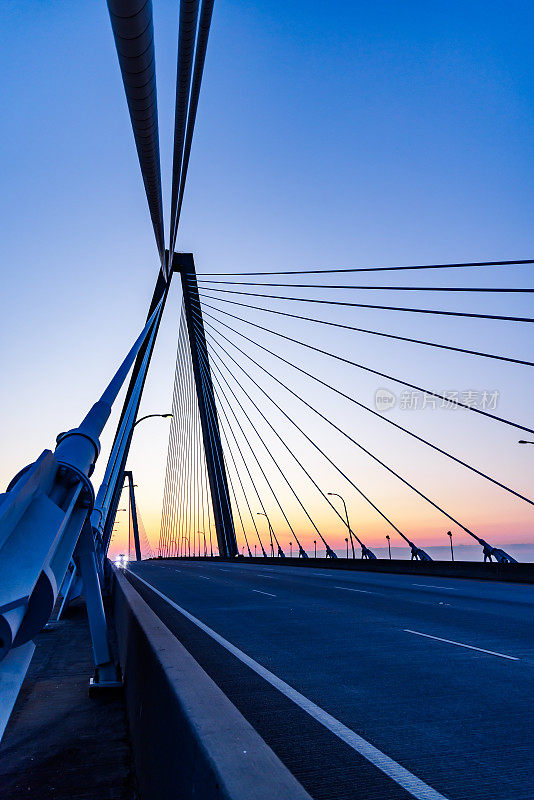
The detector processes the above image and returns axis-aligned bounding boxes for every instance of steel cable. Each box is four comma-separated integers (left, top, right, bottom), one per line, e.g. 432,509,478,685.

202,342,341,557
194,300,534,435
196,351,269,556
107,0,165,263
209,385,266,556
196,259,534,276
196,306,533,503
198,281,533,293
196,296,533,367
202,321,507,548
199,287,534,323
173,0,215,245
202,345,311,558
201,327,419,549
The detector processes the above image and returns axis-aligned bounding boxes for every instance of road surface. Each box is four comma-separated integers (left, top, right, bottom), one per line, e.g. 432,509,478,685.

127,559,533,800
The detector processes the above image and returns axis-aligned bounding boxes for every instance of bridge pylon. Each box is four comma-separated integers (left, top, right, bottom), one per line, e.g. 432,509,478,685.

173,252,238,558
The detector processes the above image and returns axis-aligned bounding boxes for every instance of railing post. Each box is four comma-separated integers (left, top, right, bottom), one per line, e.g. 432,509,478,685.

174,253,238,558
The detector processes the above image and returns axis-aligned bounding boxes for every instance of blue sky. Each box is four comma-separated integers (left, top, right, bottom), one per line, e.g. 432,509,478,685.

1,1,533,556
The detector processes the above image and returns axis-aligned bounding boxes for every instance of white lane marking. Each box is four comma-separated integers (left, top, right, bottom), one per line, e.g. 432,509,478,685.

404,630,519,661
258,574,278,579
252,589,277,597
198,576,211,580
412,584,457,591
132,572,449,800
219,569,232,572
335,586,376,595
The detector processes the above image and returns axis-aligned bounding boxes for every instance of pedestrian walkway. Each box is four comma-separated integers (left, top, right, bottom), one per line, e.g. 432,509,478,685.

0,602,135,800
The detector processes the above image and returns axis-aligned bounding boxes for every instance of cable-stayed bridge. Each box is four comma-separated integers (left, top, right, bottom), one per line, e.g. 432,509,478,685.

1,2,533,799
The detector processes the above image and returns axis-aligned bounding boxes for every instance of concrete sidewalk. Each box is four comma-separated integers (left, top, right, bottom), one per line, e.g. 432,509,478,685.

0,603,135,800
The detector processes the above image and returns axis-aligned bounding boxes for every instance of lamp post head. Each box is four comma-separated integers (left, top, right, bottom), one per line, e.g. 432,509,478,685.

134,412,173,428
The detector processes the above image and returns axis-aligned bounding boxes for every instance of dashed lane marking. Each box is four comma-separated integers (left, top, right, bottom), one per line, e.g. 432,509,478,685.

412,584,458,591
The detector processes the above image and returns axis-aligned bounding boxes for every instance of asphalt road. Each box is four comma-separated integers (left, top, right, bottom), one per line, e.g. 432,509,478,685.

127,560,534,800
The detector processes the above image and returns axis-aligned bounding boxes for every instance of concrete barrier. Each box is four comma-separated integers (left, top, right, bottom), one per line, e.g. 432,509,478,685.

112,568,312,800
153,555,534,583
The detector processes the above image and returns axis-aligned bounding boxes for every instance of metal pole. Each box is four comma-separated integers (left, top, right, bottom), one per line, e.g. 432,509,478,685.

328,493,356,559
386,535,391,559
175,253,237,558
447,530,454,561
258,513,275,556
125,471,142,561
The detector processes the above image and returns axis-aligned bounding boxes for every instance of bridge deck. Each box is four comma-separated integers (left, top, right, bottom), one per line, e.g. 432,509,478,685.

128,560,533,800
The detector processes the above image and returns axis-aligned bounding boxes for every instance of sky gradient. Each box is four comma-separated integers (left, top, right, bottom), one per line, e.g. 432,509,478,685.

1,1,533,559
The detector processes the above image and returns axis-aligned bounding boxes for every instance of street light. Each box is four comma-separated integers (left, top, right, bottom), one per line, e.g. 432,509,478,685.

327,492,376,559
345,537,349,558
328,492,355,559
257,512,275,557
198,531,206,557
386,534,391,559
134,413,173,428
447,530,454,561
314,539,317,558
289,541,292,557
